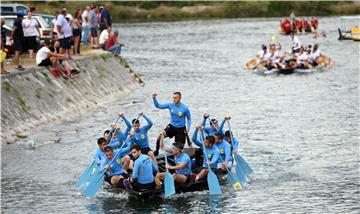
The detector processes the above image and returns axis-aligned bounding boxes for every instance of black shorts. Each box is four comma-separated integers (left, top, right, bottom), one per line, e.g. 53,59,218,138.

14,39,23,52
24,36,37,50
90,27,98,37
38,58,52,66
164,124,186,145
105,172,129,185
183,174,192,183
73,29,81,37
59,36,72,49
141,147,152,154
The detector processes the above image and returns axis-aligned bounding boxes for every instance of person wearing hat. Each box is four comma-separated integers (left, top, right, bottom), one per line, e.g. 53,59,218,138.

56,8,72,57
100,145,129,187
156,139,193,184
11,10,26,71
201,114,230,136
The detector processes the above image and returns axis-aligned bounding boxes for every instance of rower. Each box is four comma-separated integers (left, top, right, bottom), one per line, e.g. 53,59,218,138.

224,130,239,154
308,43,321,66
152,91,192,156
123,144,159,191
93,137,108,165
213,132,232,171
290,33,301,53
131,112,157,165
107,112,132,149
296,46,312,69
101,146,129,187
192,125,220,181
201,114,226,136
156,140,192,184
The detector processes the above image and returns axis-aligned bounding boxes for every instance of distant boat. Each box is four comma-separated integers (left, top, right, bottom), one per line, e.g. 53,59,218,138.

338,16,360,41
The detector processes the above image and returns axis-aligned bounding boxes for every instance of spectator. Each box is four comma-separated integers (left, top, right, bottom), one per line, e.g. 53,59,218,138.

72,9,82,55
1,18,7,74
89,5,99,48
56,8,72,57
36,39,67,76
22,10,40,59
81,5,91,44
51,11,59,40
11,10,26,71
51,40,79,78
105,30,124,56
99,27,111,50
100,2,112,32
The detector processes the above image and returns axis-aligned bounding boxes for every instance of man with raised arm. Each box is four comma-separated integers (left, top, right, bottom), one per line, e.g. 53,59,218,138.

152,91,191,156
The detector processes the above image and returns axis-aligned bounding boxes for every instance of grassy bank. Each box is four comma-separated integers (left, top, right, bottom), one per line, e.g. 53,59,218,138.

5,1,360,22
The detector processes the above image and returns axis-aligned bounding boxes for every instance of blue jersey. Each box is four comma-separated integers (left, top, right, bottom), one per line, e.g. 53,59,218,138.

215,139,231,163
152,97,191,130
100,150,125,177
227,137,239,152
173,152,192,175
132,154,158,184
108,116,132,149
93,148,105,165
201,117,225,136
132,115,153,149
192,128,220,168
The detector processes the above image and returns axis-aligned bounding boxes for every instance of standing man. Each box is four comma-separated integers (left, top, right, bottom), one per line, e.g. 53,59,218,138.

56,8,72,57
152,91,191,156
100,2,112,32
11,11,26,71
81,5,91,44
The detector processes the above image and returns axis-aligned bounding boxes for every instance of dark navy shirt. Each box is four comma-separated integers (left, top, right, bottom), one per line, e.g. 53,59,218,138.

100,8,112,27
13,18,23,39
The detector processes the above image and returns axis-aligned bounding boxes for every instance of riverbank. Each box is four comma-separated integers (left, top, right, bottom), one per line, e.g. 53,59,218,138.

1,52,144,143
23,1,360,23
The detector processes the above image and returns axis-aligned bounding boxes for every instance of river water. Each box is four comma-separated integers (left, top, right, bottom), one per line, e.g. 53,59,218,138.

2,17,359,213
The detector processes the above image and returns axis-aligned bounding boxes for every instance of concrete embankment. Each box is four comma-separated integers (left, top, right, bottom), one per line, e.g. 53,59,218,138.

1,53,144,143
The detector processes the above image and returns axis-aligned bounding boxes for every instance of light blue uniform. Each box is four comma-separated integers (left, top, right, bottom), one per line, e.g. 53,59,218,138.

132,154,158,184
100,149,125,176
227,136,239,152
152,97,191,130
132,115,153,149
215,139,231,163
93,148,105,165
108,116,132,149
172,152,192,175
192,128,220,168
201,117,225,136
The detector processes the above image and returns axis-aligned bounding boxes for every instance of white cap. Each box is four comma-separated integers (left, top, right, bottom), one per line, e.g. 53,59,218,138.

66,14,73,21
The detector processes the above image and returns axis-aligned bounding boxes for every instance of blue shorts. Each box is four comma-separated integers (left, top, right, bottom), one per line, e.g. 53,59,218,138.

59,36,72,49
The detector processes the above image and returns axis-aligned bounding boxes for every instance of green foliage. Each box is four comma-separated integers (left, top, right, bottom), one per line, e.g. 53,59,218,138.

2,81,11,92
139,1,160,10
12,89,27,111
100,53,112,61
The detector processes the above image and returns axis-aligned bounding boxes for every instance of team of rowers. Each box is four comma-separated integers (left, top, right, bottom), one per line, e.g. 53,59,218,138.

279,16,319,35
92,92,239,191
246,33,332,71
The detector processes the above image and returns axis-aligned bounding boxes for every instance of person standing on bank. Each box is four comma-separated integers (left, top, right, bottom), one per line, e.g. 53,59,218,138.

11,11,26,71
152,91,191,156
22,10,39,59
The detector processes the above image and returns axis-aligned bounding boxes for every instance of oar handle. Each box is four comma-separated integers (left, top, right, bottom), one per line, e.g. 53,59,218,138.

162,135,170,173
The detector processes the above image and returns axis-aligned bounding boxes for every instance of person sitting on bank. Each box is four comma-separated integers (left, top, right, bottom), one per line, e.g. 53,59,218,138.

99,27,111,50
157,138,193,185
105,30,124,56
101,146,129,187
36,39,70,77
123,144,158,191
130,112,157,165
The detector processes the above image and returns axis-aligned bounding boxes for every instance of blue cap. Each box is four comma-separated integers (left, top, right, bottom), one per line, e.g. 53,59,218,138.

17,10,26,16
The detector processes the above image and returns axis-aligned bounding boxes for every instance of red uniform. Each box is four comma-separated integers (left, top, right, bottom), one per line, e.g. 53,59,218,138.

311,18,318,29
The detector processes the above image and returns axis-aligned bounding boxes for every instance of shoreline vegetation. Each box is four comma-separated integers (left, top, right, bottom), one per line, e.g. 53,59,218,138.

6,1,360,23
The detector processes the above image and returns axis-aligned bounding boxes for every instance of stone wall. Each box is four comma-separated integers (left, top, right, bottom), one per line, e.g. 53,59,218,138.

1,54,144,143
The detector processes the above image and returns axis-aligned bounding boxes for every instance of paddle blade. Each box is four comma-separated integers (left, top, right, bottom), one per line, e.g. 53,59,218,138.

164,172,176,198
235,162,248,186
76,162,98,189
207,171,222,195
235,154,253,175
227,172,242,190
83,172,105,197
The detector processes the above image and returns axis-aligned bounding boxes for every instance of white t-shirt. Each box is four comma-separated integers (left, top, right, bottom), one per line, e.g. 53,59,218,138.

256,50,265,58
22,18,38,37
81,10,89,27
297,52,308,64
56,14,72,39
99,30,109,45
51,18,58,34
36,46,51,65
292,36,301,50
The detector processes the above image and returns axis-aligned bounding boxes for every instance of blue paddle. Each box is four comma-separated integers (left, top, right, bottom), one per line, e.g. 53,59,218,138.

199,130,222,195
84,137,131,197
75,116,121,189
227,121,253,175
202,130,242,190
162,138,176,198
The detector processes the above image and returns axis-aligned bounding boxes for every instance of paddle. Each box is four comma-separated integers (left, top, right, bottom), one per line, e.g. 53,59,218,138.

199,130,222,195
75,115,122,189
202,130,242,190
84,137,131,197
227,121,253,175
162,137,176,198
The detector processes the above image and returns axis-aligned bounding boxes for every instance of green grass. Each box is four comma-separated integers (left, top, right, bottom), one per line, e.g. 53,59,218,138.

41,71,52,83
2,81,11,92
35,88,42,99
100,53,112,61
12,89,28,111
